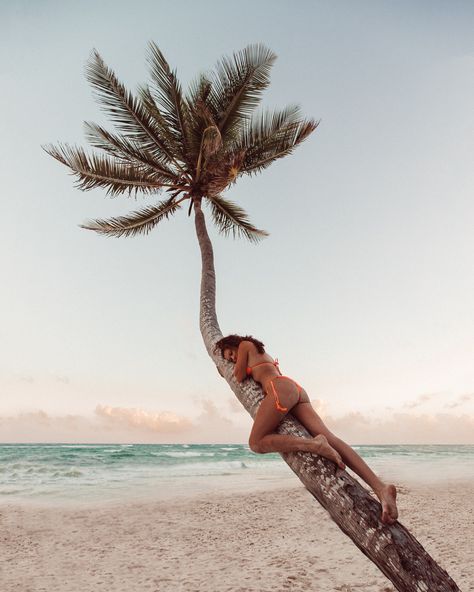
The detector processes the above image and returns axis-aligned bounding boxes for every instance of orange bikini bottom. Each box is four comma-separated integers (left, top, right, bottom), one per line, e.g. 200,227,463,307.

265,376,303,413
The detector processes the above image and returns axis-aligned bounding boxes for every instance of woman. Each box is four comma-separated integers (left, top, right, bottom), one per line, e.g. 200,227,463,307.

215,334,398,525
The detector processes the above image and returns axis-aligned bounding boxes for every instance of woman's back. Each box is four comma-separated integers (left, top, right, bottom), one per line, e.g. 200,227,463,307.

244,341,281,384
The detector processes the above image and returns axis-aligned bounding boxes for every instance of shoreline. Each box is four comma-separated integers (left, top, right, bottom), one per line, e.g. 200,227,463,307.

2,467,473,510
2,442,473,510
1,480,471,591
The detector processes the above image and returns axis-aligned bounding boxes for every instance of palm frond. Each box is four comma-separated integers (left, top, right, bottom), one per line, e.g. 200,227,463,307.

145,42,193,164
236,103,302,149
206,194,269,243
186,73,212,115
43,143,170,197
208,44,277,142
79,197,183,237
181,73,214,166
85,49,186,172
237,106,319,176
137,84,188,161
83,122,182,181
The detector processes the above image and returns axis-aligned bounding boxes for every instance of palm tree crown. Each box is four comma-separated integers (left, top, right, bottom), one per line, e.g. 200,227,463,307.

44,42,319,241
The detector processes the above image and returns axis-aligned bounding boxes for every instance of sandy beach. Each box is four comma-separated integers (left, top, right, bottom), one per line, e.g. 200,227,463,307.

1,479,472,592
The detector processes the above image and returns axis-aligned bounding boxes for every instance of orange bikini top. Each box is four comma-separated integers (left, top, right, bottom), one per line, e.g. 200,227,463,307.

246,359,280,377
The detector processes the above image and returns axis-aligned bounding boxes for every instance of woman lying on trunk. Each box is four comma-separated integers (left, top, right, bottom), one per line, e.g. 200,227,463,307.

215,333,398,525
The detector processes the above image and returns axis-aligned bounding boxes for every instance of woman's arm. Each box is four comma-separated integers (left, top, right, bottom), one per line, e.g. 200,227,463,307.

233,341,250,382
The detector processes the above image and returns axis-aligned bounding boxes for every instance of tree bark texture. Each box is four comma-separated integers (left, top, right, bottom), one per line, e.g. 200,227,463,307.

193,202,460,592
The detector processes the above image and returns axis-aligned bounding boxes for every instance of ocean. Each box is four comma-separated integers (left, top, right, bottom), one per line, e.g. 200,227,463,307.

1,443,473,506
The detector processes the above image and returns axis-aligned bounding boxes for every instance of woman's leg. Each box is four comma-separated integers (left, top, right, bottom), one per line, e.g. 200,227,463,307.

291,398,398,524
248,382,345,469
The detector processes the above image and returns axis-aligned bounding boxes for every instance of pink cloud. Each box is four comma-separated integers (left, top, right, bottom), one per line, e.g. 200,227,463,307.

322,411,474,445
0,400,473,444
402,392,440,409
227,396,246,414
0,400,247,444
444,393,474,409
95,405,193,434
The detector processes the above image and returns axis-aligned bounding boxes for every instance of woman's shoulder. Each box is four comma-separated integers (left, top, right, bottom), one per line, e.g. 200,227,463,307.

240,340,262,354
241,340,272,363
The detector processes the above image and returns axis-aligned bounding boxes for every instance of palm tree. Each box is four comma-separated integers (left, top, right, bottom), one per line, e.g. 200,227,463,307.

44,43,459,592
45,43,315,240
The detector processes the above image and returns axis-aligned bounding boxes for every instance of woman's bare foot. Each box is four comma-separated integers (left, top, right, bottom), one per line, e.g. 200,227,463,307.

375,483,398,525
312,435,345,470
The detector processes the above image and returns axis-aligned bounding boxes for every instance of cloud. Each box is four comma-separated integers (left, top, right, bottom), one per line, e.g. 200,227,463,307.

95,405,193,434
12,410,52,425
0,399,248,444
0,407,195,444
402,392,440,409
54,375,70,384
310,398,328,416
18,374,35,384
322,411,474,445
191,398,245,442
444,393,474,409
227,397,246,414
1,398,473,444
196,399,233,423
0,410,93,439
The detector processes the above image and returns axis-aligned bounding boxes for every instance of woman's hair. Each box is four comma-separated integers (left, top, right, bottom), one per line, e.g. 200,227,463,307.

214,334,265,356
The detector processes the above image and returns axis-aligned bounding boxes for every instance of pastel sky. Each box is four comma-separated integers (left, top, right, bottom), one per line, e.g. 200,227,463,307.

1,0,473,443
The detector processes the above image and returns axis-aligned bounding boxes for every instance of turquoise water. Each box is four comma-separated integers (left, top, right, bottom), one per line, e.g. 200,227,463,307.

1,444,473,504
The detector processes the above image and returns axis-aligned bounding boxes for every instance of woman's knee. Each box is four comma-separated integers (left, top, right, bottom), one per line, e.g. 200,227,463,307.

248,437,263,454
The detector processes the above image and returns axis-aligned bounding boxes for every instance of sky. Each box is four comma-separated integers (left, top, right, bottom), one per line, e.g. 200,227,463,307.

1,0,473,444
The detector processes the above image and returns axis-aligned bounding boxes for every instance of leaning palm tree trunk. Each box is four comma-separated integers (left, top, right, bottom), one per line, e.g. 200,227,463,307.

193,199,460,592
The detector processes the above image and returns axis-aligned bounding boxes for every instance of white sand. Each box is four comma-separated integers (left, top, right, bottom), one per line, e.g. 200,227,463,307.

0,480,472,592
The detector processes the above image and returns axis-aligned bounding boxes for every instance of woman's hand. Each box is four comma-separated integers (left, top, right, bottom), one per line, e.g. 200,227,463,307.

233,341,250,382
